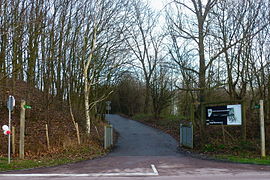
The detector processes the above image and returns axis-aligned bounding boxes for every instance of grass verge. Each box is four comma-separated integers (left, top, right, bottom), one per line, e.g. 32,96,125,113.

0,144,106,172
216,155,270,165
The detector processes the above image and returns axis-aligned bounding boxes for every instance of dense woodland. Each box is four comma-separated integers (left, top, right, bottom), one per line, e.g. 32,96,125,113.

0,0,270,152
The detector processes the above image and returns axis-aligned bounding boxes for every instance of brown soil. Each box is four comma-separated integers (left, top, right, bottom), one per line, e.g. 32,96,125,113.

0,80,104,159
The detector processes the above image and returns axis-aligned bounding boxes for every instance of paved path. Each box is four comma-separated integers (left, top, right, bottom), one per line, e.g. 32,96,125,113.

107,114,180,156
1,114,270,180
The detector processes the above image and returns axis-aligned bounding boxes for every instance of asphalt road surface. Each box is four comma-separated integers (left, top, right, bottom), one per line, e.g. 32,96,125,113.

0,114,270,180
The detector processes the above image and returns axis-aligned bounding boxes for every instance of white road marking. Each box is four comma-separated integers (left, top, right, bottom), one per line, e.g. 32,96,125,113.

151,164,159,175
0,173,157,177
0,165,159,177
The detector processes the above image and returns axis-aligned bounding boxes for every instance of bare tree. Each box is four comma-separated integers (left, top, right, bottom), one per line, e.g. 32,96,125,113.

81,0,129,134
211,0,269,100
150,65,174,119
167,0,218,104
123,0,159,113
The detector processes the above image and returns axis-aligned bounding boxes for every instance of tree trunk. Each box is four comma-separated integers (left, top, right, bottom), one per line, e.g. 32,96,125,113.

196,3,208,141
84,76,91,134
144,83,150,114
84,25,97,134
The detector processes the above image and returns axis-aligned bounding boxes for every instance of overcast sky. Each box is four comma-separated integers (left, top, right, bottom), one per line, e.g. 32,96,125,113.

148,0,166,10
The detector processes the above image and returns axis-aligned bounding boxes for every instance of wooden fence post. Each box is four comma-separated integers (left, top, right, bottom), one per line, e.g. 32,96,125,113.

75,123,81,145
260,100,266,157
46,124,50,149
242,101,247,141
200,104,206,143
19,100,26,159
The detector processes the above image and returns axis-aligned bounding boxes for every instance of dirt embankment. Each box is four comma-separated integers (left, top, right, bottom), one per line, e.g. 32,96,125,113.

0,80,105,159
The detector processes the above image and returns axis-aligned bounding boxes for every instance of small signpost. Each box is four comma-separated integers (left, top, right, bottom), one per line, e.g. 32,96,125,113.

24,105,32,109
6,95,15,164
106,101,111,114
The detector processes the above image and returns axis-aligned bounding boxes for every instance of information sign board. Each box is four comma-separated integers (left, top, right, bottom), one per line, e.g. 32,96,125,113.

206,104,242,125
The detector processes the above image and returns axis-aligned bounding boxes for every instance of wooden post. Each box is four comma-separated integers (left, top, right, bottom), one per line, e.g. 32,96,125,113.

104,126,107,149
191,122,194,149
200,104,206,143
19,100,26,159
222,125,225,144
260,100,266,157
46,124,50,149
12,126,15,155
75,123,81,145
180,124,182,147
241,101,247,141
110,125,113,146
95,126,100,139
190,104,194,125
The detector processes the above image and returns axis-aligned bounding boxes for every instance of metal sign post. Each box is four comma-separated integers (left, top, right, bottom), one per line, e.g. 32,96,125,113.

106,106,111,114
8,108,11,164
106,101,111,114
7,95,15,164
